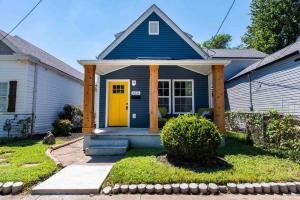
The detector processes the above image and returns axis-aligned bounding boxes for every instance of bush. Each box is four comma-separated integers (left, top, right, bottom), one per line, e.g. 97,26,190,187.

197,108,214,120
58,104,82,130
161,114,221,162
52,119,72,136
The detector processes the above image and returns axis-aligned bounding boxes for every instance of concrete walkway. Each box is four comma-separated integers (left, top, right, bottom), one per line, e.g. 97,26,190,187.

51,140,123,166
3,194,300,200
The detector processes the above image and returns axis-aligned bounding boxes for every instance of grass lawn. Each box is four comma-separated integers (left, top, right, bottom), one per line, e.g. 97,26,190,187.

0,139,60,187
104,134,300,185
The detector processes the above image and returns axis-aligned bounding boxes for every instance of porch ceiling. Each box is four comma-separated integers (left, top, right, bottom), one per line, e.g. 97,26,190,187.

78,59,231,75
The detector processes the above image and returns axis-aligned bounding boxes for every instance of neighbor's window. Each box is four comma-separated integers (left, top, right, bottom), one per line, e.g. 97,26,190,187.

173,80,194,114
158,80,171,113
149,21,159,35
0,82,9,112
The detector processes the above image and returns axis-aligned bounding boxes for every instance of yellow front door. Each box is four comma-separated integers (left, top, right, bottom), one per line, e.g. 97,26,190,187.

108,81,129,126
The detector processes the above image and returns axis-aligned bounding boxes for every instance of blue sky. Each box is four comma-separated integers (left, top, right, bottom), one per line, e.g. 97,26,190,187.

0,0,252,72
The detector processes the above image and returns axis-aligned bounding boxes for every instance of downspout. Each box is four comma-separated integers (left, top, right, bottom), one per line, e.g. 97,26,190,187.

31,63,38,135
248,72,253,111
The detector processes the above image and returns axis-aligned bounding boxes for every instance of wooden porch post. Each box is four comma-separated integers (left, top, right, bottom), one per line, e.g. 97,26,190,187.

149,64,159,133
82,65,96,133
212,65,225,134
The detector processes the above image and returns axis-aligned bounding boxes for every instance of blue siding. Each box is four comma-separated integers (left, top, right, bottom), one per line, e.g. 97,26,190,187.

99,66,208,128
104,12,202,60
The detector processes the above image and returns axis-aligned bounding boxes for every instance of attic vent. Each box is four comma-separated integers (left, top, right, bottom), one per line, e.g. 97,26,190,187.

149,21,159,35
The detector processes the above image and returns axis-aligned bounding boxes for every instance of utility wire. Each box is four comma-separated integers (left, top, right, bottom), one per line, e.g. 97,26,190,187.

0,0,43,42
206,0,236,57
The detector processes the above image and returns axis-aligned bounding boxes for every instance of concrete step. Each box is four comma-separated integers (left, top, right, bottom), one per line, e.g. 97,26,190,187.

85,145,128,156
88,138,129,146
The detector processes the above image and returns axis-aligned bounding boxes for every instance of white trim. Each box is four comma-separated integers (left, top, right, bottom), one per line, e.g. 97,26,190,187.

0,82,9,112
172,79,194,114
158,79,171,114
95,75,100,129
208,73,213,108
105,79,131,128
149,21,159,35
97,5,208,59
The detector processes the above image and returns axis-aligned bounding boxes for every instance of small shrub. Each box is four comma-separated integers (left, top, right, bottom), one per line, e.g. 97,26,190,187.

52,119,72,136
161,114,221,162
159,107,168,117
58,104,83,130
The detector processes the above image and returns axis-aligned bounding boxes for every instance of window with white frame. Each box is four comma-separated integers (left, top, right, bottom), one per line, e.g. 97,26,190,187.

158,80,171,113
149,21,159,35
0,82,9,112
173,80,194,114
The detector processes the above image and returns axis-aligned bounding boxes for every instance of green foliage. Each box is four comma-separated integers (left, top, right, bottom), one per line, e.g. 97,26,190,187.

161,115,221,161
159,107,168,117
201,34,232,49
58,104,83,129
242,0,300,54
197,108,214,120
52,119,72,136
104,138,300,186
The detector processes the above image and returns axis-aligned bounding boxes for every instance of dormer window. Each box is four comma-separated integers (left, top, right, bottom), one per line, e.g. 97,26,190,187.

149,21,159,35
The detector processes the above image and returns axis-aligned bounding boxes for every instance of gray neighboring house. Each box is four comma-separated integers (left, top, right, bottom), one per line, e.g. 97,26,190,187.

204,48,267,80
225,40,300,115
0,30,84,137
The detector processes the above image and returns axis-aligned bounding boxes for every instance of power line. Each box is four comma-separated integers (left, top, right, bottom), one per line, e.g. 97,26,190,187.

206,0,236,56
0,0,43,42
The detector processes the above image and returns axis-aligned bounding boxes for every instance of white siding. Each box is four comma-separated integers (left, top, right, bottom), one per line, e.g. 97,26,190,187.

34,65,83,133
0,60,33,137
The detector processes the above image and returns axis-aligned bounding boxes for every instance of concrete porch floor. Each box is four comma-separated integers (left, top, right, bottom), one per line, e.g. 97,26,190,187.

93,128,161,135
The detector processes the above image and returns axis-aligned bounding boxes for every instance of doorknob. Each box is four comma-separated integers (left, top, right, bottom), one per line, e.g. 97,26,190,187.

126,103,128,110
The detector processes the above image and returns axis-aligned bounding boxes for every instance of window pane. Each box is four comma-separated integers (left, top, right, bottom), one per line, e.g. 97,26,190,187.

0,97,7,112
163,89,169,96
158,88,163,96
158,97,169,112
158,82,162,88
174,97,192,113
0,83,8,96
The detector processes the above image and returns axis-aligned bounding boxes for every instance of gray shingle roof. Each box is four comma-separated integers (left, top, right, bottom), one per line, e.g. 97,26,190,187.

0,30,83,81
204,48,267,58
230,41,300,80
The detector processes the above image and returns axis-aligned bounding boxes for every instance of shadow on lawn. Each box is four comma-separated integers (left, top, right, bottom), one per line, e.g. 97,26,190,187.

0,138,41,147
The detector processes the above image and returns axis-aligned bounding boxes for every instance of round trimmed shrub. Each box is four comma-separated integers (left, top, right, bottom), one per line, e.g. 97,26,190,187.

52,119,72,136
161,114,221,161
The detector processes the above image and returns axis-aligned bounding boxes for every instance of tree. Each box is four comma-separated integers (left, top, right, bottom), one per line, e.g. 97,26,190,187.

242,0,300,54
200,34,232,49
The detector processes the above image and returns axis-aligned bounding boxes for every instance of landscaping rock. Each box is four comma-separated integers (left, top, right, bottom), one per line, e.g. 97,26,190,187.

295,182,300,193
163,184,172,194
154,184,163,194
253,183,263,193
2,182,13,195
208,183,218,194
0,182,3,193
287,182,297,193
146,184,154,194
11,182,23,195
103,186,112,195
171,183,180,194
129,184,137,194
137,184,146,194
227,183,237,193
43,131,55,145
112,184,120,194
218,185,227,193
237,184,246,194
199,183,208,194
189,183,198,194
120,185,129,194
261,182,271,194
179,183,189,194
278,183,289,194
245,183,254,194
270,182,280,194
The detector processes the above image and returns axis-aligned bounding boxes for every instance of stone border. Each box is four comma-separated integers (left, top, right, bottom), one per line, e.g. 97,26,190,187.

45,137,84,167
102,182,300,195
0,182,24,195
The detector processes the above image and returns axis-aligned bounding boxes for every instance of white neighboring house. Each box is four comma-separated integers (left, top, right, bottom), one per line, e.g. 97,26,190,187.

0,30,84,137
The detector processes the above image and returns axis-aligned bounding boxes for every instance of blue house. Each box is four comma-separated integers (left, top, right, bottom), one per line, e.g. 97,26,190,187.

225,40,300,115
77,5,262,153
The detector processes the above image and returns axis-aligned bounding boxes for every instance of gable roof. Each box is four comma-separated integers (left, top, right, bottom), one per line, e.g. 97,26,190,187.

204,48,267,59
0,30,83,81
230,41,300,80
97,4,208,60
